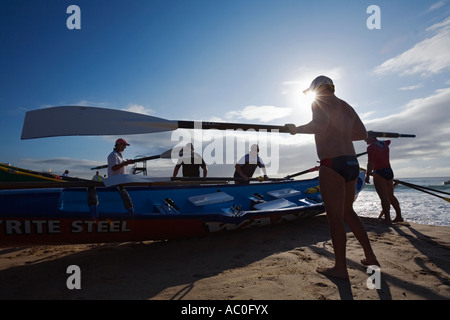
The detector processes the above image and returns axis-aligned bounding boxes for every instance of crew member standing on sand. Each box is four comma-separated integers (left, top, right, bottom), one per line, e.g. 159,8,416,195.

285,75,379,280
107,138,135,214
365,136,403,223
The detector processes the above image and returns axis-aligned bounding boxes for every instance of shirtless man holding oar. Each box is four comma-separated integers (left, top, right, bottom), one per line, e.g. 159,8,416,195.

285,75,379,280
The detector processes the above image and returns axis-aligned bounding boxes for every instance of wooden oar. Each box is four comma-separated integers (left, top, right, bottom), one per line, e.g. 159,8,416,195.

285,166,319,179
21,106,289,139
90,148,175,170
0,181,104,190
395,179,450,196
284,151,368,179
394,179,450,202
21,106,417,140
171,176,289,183
368,130,415,138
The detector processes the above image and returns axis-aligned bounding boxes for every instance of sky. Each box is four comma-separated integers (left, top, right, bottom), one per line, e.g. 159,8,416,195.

1,0,450,180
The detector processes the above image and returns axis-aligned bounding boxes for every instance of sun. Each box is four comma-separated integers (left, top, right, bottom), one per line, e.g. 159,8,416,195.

303,90,317,105
293,89,316,107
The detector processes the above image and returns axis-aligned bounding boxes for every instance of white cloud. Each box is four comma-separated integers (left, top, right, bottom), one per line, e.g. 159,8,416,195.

225,105,292,122
75,100,108,108
374,17,450,77
122,104,155,115
359,111,376,121
427,1,446,12
363,87,450,161
398,84,423,91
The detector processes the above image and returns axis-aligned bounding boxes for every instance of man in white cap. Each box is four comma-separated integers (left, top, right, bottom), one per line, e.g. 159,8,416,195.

285,76,379,280
107,138,134,177
107,138,135,214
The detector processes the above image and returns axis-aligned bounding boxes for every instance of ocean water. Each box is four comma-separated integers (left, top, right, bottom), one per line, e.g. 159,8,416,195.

353,177,450,227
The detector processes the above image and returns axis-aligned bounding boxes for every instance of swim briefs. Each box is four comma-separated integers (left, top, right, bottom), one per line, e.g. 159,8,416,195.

320,155,360,182
373,168,394,180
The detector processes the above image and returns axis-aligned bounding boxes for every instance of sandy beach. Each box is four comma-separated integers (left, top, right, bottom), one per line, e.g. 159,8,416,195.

0,214,449,301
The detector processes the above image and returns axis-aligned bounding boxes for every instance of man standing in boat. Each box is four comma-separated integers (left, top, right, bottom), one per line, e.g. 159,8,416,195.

285,75,379,280
108,138,135,177
92,171,103,182
107,138,135,214
172,143,208,178
234,144,268,184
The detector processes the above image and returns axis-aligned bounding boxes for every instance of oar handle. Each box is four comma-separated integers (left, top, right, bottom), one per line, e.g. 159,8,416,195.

91,164,108,170
90,154,162,170
368,131,416,138
178,123,417,137
178,121,290,133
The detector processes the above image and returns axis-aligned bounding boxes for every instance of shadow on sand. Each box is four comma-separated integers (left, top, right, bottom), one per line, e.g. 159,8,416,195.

0,215,448,300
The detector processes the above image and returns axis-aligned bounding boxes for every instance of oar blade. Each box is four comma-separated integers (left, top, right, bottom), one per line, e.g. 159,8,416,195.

21,106,178,139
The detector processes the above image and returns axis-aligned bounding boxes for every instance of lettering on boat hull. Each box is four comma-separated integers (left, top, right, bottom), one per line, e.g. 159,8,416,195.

0,219,131,236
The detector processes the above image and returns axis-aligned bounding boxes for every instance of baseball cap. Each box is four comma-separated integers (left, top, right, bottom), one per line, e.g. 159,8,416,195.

115,138,130,146
250,144,259,152
303,75,334,94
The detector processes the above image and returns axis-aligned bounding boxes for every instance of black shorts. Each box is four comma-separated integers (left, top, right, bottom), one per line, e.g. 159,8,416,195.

374,168,394,180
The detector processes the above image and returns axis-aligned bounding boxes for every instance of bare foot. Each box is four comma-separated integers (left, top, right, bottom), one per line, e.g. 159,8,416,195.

316,266,349,280
393,217,404,223
361,258,380,267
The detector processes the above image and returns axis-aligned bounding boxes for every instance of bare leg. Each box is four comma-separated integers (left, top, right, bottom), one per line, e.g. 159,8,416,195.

316,166,349,279
386,179,403,222
373,174,391,223
343,182,379,267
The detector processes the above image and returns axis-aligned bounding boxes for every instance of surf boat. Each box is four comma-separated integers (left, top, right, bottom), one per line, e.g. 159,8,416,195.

0,172,365,247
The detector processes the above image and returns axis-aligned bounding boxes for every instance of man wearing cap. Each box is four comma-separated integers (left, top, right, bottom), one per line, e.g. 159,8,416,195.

107,138,134,177
285,76,378,280
107,138,135,214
